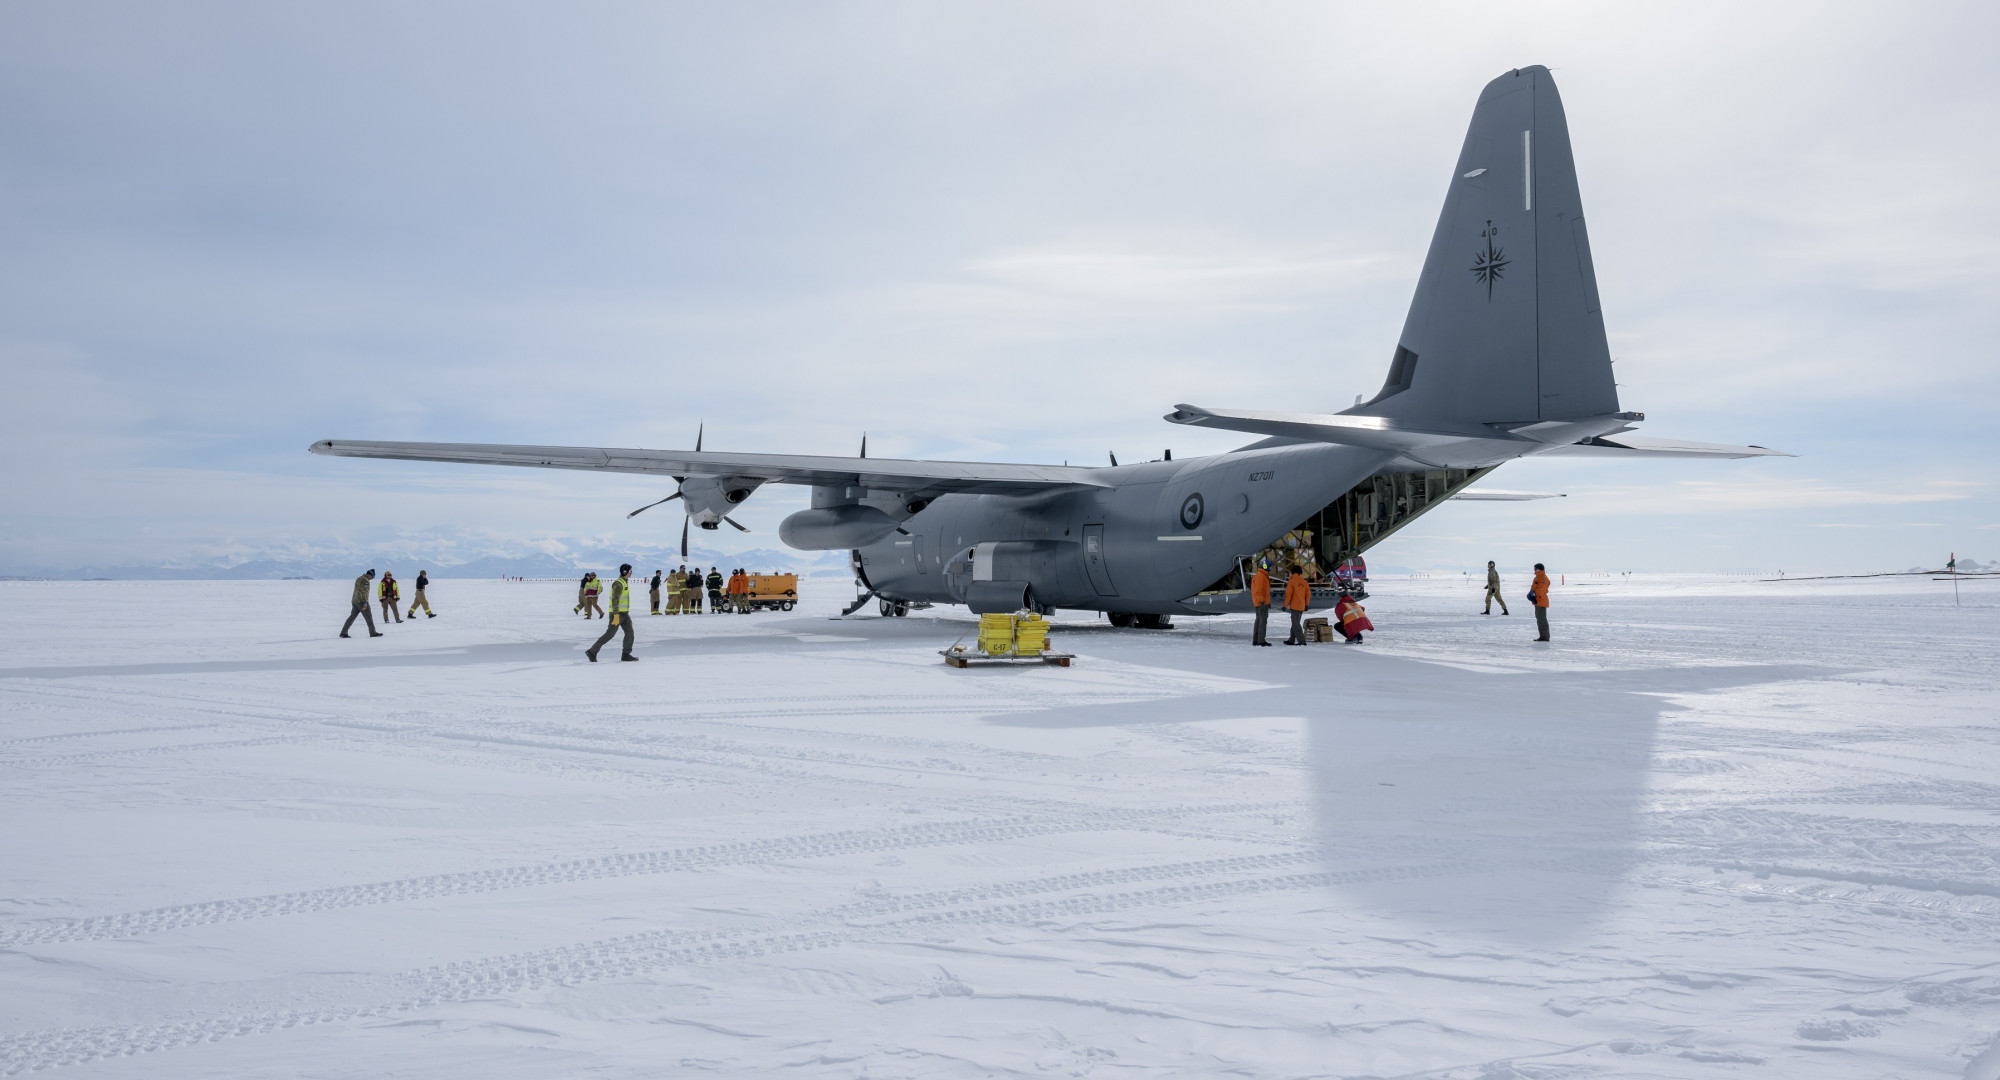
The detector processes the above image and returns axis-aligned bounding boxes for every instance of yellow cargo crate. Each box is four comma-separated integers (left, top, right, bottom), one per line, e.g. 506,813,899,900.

947,611,1074,667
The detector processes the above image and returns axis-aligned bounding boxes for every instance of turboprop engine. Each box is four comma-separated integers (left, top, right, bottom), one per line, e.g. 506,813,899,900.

679,476,762,529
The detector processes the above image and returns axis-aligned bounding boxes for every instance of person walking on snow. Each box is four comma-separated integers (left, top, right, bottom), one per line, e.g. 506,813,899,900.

586,563,638,662
581,573,605,619
340,569,383,638
1530,563,1552,642
1483,560,1508,615
378,571,402,623
575,571,592,614
407,570,434,619
1282,564,1311,645
1249,563,1273,646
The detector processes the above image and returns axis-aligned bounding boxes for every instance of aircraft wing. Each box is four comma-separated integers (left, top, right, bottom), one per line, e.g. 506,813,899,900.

1535,434,1793,459
1450,489,1563,501
307,439,1111,494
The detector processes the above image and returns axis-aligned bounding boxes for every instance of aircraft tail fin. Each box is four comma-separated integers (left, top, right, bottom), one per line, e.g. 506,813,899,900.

1360,66,1618,425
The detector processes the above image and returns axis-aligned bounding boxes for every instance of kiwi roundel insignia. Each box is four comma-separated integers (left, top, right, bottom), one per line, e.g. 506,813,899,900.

1180,493,1205,530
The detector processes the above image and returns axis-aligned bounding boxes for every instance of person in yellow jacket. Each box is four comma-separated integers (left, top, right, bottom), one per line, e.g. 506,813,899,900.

1530,563,1552,642
1282,564,1312,645
587,564,638,662
1249,564,1273,646
378,571,403,623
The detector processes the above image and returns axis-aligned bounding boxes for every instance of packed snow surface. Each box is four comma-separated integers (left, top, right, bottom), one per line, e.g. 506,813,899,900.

2,575,1997,1078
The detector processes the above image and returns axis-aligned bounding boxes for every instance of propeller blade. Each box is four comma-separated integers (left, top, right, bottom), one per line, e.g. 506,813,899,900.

860,432,867,459
1108,451,1118,466
695,423,703,453
625,491,683,519
722,516,750,533
680,517,690,558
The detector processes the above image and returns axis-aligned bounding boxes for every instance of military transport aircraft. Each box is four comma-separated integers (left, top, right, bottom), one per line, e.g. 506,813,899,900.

312,65,1785,626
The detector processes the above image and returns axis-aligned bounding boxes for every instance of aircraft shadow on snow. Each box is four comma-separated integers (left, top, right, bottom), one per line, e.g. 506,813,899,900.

988,648,1841,942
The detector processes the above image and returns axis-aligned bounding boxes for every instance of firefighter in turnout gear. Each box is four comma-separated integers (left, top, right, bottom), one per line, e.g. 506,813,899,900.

408,570,434,619
378,571,402,623
705,567,724,613
587,564,638,662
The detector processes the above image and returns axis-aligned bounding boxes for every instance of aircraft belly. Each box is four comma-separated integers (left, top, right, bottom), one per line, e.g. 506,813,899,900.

854,446,1390,614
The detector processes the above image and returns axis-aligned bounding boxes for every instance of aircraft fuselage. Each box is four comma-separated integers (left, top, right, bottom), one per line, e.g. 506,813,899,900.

856,442,1395,616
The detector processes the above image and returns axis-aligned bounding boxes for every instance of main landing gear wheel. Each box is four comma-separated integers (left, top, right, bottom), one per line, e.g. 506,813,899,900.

1107,612,1136,628
879,599,909,617
1135,613,1174,630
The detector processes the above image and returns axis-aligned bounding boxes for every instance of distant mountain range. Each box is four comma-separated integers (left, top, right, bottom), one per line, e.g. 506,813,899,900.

1,539,851,581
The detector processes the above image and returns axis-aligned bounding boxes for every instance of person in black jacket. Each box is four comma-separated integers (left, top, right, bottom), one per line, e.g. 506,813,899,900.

684,568,704,613
705,567,724,614
648,569,662,614
408,570,434,618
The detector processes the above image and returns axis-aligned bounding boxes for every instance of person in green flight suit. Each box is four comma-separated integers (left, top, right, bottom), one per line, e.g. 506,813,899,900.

340,570,383,638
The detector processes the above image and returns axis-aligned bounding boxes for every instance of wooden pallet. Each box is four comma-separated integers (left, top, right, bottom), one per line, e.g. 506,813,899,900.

941,650,1074,668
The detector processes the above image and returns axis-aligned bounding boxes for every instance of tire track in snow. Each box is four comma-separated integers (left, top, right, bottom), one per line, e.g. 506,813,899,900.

0,852,1442,1075
0,736,314,769
0,804,1279,947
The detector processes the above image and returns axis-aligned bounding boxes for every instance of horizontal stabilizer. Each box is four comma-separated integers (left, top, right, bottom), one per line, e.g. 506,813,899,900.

1164,404,1495,452
1451,489,1563,501
1538,434,1793,459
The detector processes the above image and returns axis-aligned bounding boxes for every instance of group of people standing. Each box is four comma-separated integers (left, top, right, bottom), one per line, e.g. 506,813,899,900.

339,569,434,637
1247,564,1369,646
639,566,762,615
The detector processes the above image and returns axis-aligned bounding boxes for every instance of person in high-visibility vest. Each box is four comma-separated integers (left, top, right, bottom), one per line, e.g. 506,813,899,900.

1334,594,1374,643
587,564,638,662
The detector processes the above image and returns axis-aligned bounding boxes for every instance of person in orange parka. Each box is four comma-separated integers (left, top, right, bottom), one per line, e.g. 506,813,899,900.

1530,562,1552,642
1249,564,1273,647
1282,564,1312,646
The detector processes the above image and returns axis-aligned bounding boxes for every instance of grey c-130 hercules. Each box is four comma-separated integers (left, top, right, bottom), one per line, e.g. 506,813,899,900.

312,66,1786,624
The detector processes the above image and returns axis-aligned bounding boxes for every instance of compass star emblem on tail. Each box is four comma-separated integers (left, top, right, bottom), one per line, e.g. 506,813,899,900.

1469,220,1509,300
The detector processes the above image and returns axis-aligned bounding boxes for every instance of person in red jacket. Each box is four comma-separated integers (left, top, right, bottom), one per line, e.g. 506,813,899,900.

1282,565,1312,645
1334,594,1374,643
1530,563,1552,642
1249,564,1273,646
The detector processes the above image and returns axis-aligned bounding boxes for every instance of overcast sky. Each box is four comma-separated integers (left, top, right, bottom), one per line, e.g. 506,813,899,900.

3,2,1995,574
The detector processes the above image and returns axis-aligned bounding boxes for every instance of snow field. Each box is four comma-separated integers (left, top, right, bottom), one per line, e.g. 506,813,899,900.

0,575,1996,1077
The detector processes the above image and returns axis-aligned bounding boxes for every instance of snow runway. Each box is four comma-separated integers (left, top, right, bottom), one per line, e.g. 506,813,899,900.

1,577,1996,1077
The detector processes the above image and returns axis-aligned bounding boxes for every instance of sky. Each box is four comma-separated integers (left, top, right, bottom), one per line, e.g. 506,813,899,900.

2,2,1996,575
